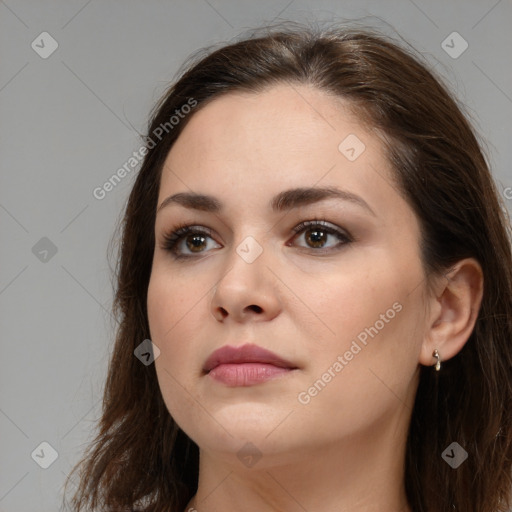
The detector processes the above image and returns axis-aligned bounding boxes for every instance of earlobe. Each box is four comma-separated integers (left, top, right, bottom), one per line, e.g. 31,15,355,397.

419,258,484,368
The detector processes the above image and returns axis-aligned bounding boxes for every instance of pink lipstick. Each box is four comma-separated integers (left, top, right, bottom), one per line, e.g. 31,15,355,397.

203,344,298,387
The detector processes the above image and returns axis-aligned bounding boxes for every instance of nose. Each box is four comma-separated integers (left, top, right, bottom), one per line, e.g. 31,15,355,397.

210,239,282,323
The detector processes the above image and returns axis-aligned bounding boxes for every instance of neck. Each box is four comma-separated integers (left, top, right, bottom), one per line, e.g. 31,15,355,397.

184,411,412,512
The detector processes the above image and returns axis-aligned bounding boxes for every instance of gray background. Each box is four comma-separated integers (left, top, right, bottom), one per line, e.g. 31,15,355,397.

1,1,511,510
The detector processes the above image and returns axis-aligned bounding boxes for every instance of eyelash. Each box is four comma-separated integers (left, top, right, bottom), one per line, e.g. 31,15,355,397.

160,219,353,260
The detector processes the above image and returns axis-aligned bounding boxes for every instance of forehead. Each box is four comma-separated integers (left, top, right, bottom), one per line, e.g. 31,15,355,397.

160,84,392,196
176,84,367,156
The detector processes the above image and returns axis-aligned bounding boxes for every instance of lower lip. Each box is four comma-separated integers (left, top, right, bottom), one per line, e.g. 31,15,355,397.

207,363,295,386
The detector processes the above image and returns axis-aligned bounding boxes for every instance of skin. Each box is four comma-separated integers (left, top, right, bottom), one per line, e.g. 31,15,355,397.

146,84,483,512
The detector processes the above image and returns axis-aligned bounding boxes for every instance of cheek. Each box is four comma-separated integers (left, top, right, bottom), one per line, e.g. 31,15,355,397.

147,273,173,342
147,263,221,384
295,295,423,440
147,263,208,341
296,262,424,390
294,266,399,349
147,270,207,428
147,270,194,371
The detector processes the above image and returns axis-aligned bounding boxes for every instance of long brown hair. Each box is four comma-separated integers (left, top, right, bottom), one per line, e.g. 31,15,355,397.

63,23,512,512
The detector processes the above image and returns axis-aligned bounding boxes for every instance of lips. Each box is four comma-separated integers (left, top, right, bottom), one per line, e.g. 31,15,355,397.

202,343,298,373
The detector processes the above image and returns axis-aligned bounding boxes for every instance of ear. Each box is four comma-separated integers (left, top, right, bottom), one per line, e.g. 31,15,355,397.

419,258,484,368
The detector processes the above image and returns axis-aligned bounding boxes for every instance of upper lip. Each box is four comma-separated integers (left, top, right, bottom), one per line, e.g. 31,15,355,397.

203,344,298,373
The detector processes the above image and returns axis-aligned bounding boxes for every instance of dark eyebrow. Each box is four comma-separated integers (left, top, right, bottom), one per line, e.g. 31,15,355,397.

156,186,376,217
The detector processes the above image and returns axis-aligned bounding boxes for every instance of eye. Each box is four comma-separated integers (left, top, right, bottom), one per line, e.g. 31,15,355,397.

161,224,221,260
289,219,352,251
160,219,353,260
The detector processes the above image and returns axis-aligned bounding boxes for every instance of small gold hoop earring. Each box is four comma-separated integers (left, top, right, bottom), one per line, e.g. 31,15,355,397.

432,349,441,371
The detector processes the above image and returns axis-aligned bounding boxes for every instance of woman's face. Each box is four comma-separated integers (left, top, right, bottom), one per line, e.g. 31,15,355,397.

147,84,429,466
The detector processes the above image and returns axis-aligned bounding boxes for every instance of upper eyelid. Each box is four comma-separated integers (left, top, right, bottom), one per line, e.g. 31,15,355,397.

291,219,348,233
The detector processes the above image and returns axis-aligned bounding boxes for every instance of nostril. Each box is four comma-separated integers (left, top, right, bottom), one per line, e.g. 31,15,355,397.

248,305,263,313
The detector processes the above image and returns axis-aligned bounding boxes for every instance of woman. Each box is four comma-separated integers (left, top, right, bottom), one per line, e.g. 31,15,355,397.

64,24,512,512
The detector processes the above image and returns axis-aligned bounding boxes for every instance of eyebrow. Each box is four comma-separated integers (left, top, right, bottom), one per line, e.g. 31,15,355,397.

156,186,376,217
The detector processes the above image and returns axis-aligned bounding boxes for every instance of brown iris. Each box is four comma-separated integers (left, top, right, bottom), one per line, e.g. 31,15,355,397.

186,234,207,253
305,228,327,248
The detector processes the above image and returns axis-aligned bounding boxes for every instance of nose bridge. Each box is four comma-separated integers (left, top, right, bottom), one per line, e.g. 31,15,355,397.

210,229,281,321
219,231,268,292
221,211,270,269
